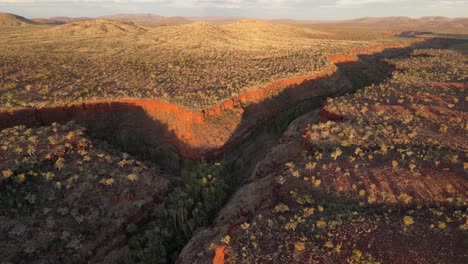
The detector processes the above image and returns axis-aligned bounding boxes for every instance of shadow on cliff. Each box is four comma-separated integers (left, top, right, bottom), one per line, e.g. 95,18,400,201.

0,37,464,171
213,37,465,159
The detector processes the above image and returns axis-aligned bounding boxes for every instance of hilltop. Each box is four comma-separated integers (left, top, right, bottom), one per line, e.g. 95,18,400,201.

0,13,37,26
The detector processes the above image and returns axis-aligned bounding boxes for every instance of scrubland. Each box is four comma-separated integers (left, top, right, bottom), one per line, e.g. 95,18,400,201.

185,48,467,264
0,123,170,263
0,17,466,264
0,19,413,109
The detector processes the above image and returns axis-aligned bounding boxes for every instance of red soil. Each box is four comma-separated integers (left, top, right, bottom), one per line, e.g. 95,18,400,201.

326,54,355,64
212,245,226,264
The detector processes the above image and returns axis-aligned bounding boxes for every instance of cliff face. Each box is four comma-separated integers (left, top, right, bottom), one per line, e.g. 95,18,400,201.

0,43,403,159
0,69,344,159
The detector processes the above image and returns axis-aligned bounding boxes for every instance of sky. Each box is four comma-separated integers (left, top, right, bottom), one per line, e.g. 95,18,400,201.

0,0,467,20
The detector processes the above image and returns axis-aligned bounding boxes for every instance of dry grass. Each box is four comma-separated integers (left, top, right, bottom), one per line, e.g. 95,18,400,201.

47,19,146,35
0,19,413,109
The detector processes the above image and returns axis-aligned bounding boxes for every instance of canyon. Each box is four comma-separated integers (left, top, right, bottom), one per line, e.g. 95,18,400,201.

1,34,465,263
0,42,405,160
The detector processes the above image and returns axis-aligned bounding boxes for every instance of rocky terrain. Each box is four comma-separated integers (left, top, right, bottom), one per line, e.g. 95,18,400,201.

0,13,467,264
179,48,467,264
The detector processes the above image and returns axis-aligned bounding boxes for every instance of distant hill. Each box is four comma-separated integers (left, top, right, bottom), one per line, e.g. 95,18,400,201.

47,19,147,35
10,12,468,34
48,16,93,23
99,14,247,26
99,13,191,26
29,16,93,25
222,19,325,39
419,16,455,23
343,16,468,27
351,16,415,24
188,16,244,25
292,16,468,35
145,19,326,49
0,13,37,26
31,18,65,25
32,13,243,27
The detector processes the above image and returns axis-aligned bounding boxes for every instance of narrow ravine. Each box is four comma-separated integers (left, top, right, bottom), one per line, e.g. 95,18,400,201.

175,37,466,264
0,37,461,263
92,41,423,263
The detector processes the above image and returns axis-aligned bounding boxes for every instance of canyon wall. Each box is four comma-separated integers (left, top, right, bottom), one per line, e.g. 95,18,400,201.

0,43,405,159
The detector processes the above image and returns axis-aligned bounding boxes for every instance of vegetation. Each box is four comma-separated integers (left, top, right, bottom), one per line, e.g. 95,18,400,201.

118,101,323,263
187,48,467,263
0,122,170,263
121,160,229,263
0,20,413,109
0,16,466,263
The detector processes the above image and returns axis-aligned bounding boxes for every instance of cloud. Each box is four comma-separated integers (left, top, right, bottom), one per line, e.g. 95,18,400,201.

322,0,410,8
331,0,468,8
430,0,467,8
337,0,406,4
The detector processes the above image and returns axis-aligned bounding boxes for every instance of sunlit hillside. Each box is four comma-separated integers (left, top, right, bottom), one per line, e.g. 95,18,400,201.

0,18,412,109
